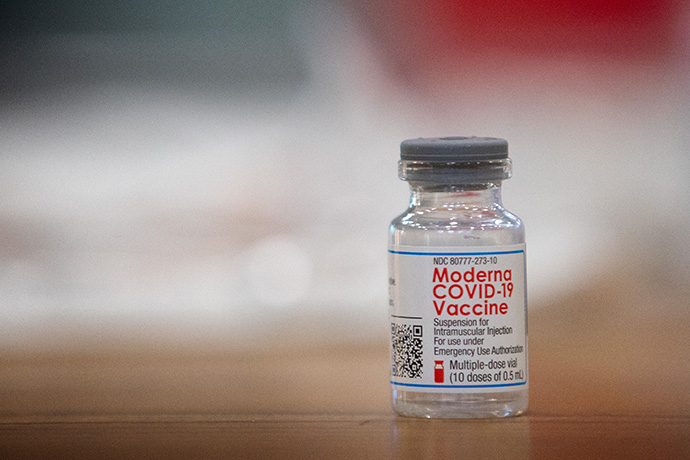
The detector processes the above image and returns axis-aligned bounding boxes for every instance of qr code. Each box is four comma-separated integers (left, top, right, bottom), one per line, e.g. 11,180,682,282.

391,324,423,378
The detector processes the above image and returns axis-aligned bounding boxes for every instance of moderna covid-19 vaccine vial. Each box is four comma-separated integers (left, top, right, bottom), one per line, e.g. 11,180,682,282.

388,137,528,418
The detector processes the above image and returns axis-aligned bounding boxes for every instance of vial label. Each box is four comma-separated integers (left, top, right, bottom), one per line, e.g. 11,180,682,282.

389,244,527,393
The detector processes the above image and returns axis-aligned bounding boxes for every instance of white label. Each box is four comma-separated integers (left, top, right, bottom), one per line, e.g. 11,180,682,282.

389,244,527,393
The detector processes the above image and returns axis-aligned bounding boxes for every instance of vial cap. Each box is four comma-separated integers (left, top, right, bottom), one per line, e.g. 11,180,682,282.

400,137,508,162
399,136,512,183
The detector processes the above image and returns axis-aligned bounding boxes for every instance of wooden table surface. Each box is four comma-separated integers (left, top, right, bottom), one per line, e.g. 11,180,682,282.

1,275,689,459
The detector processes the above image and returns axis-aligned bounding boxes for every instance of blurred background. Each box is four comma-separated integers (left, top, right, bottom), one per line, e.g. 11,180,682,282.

1,0,689,354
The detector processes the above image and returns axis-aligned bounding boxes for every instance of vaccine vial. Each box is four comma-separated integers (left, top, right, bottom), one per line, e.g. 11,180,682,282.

388,137,528,418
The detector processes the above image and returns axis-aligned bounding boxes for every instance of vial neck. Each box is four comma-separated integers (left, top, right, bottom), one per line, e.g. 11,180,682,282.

410,183,503,208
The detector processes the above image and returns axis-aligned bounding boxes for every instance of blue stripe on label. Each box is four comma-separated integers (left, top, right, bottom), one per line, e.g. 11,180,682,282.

388,250,524,256
391,381,526,389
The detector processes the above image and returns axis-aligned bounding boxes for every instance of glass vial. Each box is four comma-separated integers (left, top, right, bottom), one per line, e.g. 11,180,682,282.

388,137,528,418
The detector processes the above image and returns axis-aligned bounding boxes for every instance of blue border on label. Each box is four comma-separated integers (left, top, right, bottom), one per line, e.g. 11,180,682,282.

391,381,526,389
388,249,524,256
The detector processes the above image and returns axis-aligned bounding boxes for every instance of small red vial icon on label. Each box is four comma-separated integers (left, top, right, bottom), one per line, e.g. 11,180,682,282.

434,361,444,383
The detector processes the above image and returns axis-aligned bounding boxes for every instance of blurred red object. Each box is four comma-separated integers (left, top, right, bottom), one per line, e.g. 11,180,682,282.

352,0,679,78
